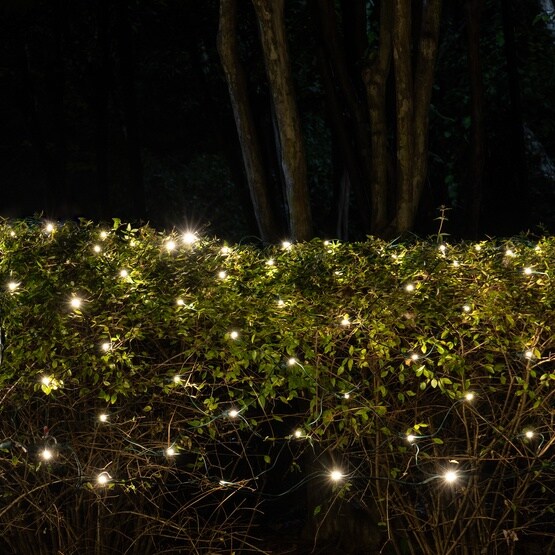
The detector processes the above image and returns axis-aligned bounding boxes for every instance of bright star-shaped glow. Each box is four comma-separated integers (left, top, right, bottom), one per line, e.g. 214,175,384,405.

183,232,198,245
96,472,111,485
228,409,239,418
166,447,176,457
40,448,53,461
444,470,458,484
229,331,239,340
70,297,82,309
330,469,343,482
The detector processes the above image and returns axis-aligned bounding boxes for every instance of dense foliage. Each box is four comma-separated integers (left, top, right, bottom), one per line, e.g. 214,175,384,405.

1,220,554,554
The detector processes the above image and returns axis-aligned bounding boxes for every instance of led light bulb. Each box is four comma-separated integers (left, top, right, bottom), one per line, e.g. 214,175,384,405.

294,429,303,438
405,283,415,292
340,317,350,327
41,376,52,386
229,331,239,340
96,472,111,485
444,470,458,483
218,270,227,279
464,392,475,401
93,244,101,253
287,357,297,366
282,241,292,249
505,249,515,257
330,469,343,482
277,299,285,307
228,409,239,418
524,350,534,360
40,448,53,461
438,244,446,253
173,375,182,384
165,240,176,252
70,297,82,309
523,267,533,275
463,305,471,312
410,353,419,361
221,246,230,255
525,430,534,439
343,392,350,399
266,258,275,266
101,342,111,352
7,281,19,291
99,413,108,423
183,232,198,245
45,223,55,233
166,447,176,457
100,231,108,240
406,434,416,443
452,260,460,267
176,298,185,306
119,269,129,278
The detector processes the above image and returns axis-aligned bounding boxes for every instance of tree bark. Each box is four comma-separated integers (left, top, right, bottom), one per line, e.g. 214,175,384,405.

218,0,280,243
393,0,415,232
363,1,394,234
465,0,486,236
252,0,312,241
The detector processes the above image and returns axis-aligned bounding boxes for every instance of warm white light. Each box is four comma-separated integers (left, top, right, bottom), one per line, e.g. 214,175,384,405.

505,249,515,257
406,434,416,443
444,470,458,483
452,260,460,267
183,232,198,245
176,298,185,306
294,429,303,438
343,392,350,399
93,244,101,253
228,409,239,418
340,317,350,327
173,375,182,384
465,392,475,401
463,304,471,312
101,342,111,352
474,244,481,251
165,240,176,252
523,267,533,275
405,283,415,292
277,299,285,307
266,258,275,266
525,430,534,439
45,222,55,233
282,241,292,250
41,376,52,386
166,447,176,457
438,244,446,253
96,472,111,485
287,357,297,366
99,413,108,423
70,296,82,309
524,350,534,359
100,231,108,240
410,353,419,361
218,270,227,279
119,269,129,278
9,230,16,237
229,331,239,340
221,246,230,255
7,281,19,291
40,448,53,461
330,469,343,482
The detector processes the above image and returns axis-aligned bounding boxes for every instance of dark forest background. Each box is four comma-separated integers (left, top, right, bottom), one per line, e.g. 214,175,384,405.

1,0,555,241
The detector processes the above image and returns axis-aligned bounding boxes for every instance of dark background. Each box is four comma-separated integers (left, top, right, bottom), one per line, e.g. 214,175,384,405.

1,0,554,241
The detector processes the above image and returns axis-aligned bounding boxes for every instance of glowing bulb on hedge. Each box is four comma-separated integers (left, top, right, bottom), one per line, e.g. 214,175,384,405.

221,246,230,255
444,470,458,484
465,392,475,401
523,267,533,275
218,270,227,279
525,430,534,439
70,296,82,309
287,357,297,366
7,281,19,291
41,376,52,386
100,231,108,240
183,231,198,245
176,298,185,306
119,269,129,278
93,244,101,253
410,353,419,361
99,413,108,423
173,375,182,384
330,469,343,482
406,434,416,443
294,429,303,439
40,448,53,461
45,222,55,233
229,330,239,340
96,472,111,486
505,249,515,257
438,244,446,253
277,299,285,307
452,260,460,267
101,342,111,352
405,283,415,292
228,409,239,418
165,240,176,252
524,350,534,360
266,258,275,266
343,392,350,399
340,317,350,327
282,241,291,250
166,446,176,457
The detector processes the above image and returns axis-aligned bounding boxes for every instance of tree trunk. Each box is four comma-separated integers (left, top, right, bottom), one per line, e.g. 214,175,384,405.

218,0,280,243
465,0,486,237
252,0,312,241
363,1,394,234
393,0,415,232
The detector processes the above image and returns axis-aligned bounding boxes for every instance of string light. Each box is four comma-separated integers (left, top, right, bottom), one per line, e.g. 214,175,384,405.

165,240,176,252
176,298,185,306
99,413,108,423
7,281,20,291
96,472,111,486
173,375,182,384
217,270,227,279
228,409,239,418
41,376,52,386
229,331,239,340
330,469,344,482
93,244,102,253
410,353,419,361
266,258,275,266
40,448,54,461
70,296,82,309
523,267,533,275
343,393,350,399
277,299,285,307
45,222,55,233
340,316,350,327
101,342,111,352
183,232,198,245
452,260,460,267
462,304,471,312
119,269,129,278
405,283,415,292
287,357,297,366
525,430,534,439
505,249,516,257
444,470,458,484
221,246,230,255
293,429,303,438
282,241,291,250
165,446,176,457
406,434,416,443
465,392,475,401
438,244,446,253
99,231,108,240
524,350,534,360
